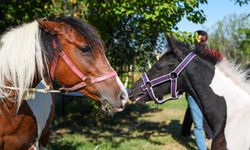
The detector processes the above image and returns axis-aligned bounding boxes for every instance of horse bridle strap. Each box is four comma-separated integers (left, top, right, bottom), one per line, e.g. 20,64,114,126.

140,52,196,104
50,43,117,93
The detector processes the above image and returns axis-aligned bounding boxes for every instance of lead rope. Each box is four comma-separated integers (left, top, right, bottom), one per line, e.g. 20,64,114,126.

0,85,61,93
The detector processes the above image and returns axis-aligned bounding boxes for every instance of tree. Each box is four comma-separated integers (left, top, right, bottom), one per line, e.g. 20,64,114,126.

209,13,250,65
238,28,250,61
0,0,51,33
0,0,88,34
85,0,207,72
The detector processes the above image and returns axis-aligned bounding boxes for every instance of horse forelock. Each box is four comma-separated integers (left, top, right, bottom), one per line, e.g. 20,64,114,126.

50,17,105,56
0,20,47,109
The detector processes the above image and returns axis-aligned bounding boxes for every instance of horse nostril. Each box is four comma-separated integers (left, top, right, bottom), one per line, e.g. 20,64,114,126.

120,91,127,100
120,91,128,106
127,89,134,98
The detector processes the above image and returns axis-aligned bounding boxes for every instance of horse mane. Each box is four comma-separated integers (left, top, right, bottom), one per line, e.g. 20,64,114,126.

167,36,223,64
216,60,250,101
0,21,46,109
194,43,223,64
193,43,250,92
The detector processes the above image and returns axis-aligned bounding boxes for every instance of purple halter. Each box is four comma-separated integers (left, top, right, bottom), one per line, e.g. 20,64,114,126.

140,52,196,104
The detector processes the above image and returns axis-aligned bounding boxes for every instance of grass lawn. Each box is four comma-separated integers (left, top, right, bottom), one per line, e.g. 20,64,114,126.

48,96,208,150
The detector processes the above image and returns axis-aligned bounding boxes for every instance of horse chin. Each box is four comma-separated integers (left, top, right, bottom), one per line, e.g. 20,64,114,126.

101,99,124,114
134,95,148,106
79,89,124,113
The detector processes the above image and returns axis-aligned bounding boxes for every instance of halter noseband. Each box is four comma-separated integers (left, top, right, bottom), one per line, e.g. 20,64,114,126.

50,39,117,93
140,52,196,104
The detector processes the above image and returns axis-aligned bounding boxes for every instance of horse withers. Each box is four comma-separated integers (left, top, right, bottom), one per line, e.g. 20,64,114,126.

0,17,128,150
129,36,250,149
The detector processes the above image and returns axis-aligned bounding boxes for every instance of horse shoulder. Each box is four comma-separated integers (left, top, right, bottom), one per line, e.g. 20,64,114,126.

0,100,37,149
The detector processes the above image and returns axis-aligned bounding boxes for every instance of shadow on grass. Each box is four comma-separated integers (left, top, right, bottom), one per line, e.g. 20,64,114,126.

48,99,196,150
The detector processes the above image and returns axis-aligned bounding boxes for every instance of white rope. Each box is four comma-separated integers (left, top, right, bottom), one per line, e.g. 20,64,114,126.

0,85,61,93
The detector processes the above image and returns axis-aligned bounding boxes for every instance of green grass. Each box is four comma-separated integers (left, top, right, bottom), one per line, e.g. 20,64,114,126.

48,97,202,150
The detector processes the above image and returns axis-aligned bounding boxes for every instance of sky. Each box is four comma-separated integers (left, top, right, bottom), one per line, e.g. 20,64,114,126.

177,0,250,33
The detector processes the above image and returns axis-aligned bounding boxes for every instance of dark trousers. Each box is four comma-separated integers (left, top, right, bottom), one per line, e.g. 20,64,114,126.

181,106,213,139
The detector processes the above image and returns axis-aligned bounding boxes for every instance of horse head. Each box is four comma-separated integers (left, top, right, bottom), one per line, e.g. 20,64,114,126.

38,17,128,112
129,37,192,105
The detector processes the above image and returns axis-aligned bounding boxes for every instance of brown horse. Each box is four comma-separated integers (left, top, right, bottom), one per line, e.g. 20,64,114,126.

0,17,128,150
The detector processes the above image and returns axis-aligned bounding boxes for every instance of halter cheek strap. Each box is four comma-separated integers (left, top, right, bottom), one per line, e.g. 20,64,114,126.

140,52,196,104
50,40,117,93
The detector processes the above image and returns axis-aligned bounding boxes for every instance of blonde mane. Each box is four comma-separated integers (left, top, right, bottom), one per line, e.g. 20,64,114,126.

0,21,47,109
217,59,250,96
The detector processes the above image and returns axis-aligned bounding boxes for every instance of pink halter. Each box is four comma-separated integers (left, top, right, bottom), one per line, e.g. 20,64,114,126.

50,40,117,93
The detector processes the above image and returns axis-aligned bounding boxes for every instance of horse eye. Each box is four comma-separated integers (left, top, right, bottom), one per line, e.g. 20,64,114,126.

79,46,91,53
156,63,163,70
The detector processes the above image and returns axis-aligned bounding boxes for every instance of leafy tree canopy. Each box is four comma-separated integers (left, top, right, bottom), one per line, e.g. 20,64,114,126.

0,0,51,33
233,0,250,6
209,13,250,65
85,0,207,70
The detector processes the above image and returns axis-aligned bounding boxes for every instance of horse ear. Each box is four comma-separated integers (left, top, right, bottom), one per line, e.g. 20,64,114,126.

166,35,179,51
38,20,82,46
165,35,183,55
38,20,67,35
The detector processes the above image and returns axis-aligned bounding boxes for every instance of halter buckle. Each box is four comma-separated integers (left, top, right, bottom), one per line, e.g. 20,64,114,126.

145,81,152,88
84,77,93,85
170,72,178,79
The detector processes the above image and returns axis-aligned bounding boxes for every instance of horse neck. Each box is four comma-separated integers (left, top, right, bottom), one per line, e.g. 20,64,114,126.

0,97,17,116
183,58,227,134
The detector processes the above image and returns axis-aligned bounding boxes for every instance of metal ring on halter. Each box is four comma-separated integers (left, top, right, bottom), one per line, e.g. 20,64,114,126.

170,72,178,79
82,77,93,85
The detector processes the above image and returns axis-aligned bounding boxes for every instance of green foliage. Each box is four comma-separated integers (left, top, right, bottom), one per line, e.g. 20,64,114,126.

48,134,161,150
48,134,95,150
209,13,250,65
237,27,250,60
169,31,197,44
233,0,250,6
0,0,88,34
85,0,207,72
46,0,87,18
0,0,51,33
